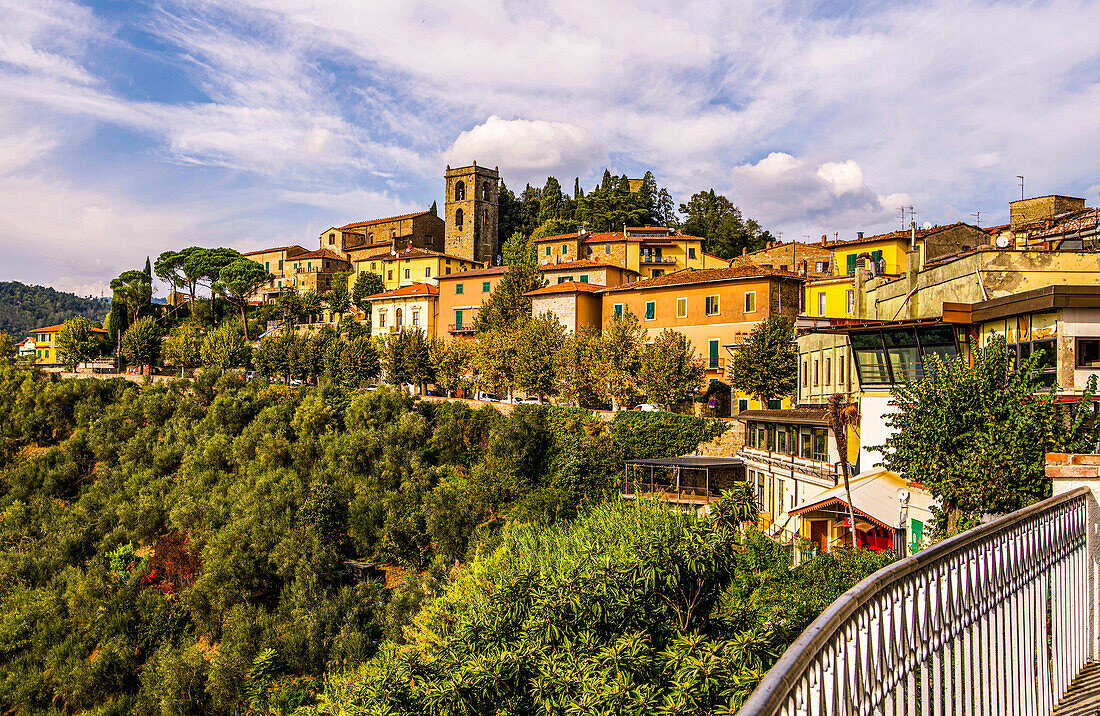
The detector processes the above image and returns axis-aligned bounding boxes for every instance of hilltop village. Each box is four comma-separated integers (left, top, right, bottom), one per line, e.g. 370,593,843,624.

16,162,1100,556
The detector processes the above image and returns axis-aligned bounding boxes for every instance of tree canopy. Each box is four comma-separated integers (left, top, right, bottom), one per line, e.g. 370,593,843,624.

680,190,773,259
214,259,273,341
880,336,1098,535
729,316,797,403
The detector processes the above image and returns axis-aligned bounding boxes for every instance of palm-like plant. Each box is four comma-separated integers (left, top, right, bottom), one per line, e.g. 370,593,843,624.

827,394,861,548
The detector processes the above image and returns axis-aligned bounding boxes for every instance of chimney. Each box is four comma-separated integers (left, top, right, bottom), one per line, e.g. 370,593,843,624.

857,231,864,240
821,234,827,245
742,247,748,256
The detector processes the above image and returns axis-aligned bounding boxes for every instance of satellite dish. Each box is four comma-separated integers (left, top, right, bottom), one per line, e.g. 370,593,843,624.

996,233,1012,249
922,221,933,230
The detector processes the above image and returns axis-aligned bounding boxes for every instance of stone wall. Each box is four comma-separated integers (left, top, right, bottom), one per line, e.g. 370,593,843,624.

690,420,746,457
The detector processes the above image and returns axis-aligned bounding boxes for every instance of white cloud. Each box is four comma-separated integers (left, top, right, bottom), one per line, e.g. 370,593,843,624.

444,116,606,186
730,153,909,239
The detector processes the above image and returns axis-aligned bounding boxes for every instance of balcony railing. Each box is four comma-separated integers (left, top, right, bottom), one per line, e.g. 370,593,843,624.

639,254,677,264
737,486,1091,716
448,324,475,335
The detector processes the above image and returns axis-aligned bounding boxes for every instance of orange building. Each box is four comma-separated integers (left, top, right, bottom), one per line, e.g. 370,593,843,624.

435,265,507,339
600,267,803,380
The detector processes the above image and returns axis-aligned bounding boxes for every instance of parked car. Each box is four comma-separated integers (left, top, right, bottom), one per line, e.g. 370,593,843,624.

289,378,303,387
366,384,380,391
245,370,261,381
476,391,503,402
518,396,550,405
633,403,659,412
425,388,446,397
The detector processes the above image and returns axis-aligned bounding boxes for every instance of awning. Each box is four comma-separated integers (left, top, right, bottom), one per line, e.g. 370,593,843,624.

788,469,918,529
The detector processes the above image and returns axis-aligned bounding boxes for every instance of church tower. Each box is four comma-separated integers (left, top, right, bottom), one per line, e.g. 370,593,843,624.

444,162,499,264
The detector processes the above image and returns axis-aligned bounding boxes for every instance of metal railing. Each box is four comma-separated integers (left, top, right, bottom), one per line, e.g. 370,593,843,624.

738,486,1091,716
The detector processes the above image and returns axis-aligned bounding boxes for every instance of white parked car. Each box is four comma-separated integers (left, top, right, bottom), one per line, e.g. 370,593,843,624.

518,396,543,405
633,403,659,412
476,391,503,403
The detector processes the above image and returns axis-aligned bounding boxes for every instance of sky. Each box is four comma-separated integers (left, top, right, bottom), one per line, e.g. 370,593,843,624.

1,0,1099,297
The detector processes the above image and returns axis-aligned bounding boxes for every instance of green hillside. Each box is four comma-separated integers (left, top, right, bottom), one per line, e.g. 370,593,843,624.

0,281,109,339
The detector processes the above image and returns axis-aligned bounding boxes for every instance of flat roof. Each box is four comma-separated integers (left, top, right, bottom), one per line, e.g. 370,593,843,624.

624,456,743,468
944,284,1100,323
737,407,830,426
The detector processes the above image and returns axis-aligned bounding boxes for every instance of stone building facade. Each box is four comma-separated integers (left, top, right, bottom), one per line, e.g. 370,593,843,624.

444,163,499,265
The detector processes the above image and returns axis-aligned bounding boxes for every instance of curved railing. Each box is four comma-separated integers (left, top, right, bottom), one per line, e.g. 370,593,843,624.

737,486,1091,716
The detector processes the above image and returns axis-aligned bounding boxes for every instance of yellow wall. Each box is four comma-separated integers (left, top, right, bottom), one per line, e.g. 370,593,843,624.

804,278,857,319
831,239,908,276
354,255,480,291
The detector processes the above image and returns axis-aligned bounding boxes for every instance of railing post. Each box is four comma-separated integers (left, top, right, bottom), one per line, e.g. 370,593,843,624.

1048,452,1100,664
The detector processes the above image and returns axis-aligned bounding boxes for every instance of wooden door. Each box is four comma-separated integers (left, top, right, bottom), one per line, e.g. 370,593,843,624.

809,520,828,552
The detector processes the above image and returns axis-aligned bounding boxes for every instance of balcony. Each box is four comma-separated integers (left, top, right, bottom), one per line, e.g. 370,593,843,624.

639,254,677,264
448,324,474,335
736,476,1096,716
622,456,745,508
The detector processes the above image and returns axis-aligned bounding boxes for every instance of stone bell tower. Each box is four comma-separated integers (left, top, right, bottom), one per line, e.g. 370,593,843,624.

444,162,499,264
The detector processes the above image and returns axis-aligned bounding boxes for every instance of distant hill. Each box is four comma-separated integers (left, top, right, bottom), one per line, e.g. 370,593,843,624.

0,281,110,339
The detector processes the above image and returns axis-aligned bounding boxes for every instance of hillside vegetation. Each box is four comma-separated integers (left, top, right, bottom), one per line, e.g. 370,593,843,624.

0,281,109,339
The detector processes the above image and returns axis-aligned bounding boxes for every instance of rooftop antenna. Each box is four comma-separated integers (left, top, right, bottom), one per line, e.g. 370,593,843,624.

1017,175,1025,201
970,211,982,228
897,206,906,230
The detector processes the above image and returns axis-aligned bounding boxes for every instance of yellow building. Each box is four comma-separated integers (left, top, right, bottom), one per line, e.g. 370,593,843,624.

803,276,858,320
803,223,988,320
30,323,108,364
534,226,726,280
365,283,439,340
352,246,482,291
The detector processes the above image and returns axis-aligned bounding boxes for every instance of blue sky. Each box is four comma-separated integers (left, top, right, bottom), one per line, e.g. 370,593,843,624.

1,0,1099,296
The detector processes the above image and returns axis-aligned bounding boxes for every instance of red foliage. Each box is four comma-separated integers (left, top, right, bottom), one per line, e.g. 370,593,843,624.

140,530,200,595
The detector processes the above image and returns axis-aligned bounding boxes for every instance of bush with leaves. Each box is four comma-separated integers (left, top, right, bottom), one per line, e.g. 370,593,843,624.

340,336,380,388
162,322,203,375
119,315,161,371
55,315,103,371
201,320,249,370
880,335,1097,535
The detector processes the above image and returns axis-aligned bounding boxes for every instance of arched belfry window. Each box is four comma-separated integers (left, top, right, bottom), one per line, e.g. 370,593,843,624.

482,181,491,201
396,307,403,328
455,208,464,229
455,181,465,201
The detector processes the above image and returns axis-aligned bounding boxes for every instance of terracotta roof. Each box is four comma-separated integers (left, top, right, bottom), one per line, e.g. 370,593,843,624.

822,222,977,249
602,266,802,292
242,245,308,257
365,283,439,300
1032,208,1100,238
526,281,607,296
354,245,483,264
291,248,350,262
436,265,508,279
540,259,639,273
32,323,108,334
531,230,705,245
334,212,434,231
